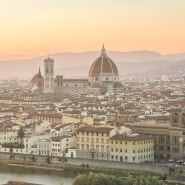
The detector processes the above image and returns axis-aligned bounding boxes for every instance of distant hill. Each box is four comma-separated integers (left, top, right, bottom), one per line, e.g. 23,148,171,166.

0,50,185,79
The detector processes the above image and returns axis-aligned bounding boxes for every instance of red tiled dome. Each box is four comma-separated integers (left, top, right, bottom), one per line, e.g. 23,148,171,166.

91,82,101,88
31,68,44,84
113,82,123,88
89,46,118,78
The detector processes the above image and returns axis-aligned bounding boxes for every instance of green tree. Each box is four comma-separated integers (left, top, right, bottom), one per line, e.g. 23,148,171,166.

72,173,167,185
73,173,127,185
18,127,24,144
46,156,51,164
2,142,24,148
127,175,134,185
133,175,167,185
31,155,36,162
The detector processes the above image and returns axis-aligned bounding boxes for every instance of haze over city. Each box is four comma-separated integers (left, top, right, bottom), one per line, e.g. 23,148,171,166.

1,1,185,185
1,0,185,60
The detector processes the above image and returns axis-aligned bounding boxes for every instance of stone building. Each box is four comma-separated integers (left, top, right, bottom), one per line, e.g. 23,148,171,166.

109,134,154,163
30,46,123,94
126,109,185,160
44,58,54,93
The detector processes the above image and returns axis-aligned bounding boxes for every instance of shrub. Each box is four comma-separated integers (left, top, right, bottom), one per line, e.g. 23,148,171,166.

2,142,24,148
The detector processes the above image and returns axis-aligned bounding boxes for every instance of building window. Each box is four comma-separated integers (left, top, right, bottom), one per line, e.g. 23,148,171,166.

106,146,109,152
66,84,68,87
75,84,77,87
101,138,104,143
172,113,179,125
101,145,104,151
96,138,99,143
106,77,108,81
95,77,98,81
81,144,84,150
96,145,99,151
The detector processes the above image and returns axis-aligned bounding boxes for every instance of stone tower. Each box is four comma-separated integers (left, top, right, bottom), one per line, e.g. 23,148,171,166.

44,57,54,93
170,109,185,160
55,75,63,94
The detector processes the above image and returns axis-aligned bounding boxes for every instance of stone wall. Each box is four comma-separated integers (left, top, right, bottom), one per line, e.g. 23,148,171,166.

0,152,175,175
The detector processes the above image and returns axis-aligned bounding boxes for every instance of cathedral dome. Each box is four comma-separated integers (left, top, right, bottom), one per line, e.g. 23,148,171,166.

89,45,118,78
30,68,44,93
31,68,44,84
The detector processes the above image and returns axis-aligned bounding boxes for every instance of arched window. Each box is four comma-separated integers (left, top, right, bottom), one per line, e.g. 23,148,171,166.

182,113,185,127
172,113,179,125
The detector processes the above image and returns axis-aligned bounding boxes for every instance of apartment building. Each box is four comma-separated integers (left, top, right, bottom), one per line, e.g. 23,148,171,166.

76,126,116,160
109,134,154,163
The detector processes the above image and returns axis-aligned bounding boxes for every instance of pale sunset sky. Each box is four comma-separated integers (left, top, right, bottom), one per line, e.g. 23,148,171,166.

0,0,185,59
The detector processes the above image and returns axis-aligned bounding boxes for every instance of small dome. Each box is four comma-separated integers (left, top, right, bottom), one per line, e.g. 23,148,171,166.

91,82,101,88
31,68,44,84
89,45,118,77
113,82,123,88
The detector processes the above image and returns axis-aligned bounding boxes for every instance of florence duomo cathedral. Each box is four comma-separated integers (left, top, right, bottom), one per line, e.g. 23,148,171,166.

30,46,123,94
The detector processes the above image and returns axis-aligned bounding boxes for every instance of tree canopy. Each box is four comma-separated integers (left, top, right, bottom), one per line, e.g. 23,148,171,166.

18,127,24,144
72,173,167,185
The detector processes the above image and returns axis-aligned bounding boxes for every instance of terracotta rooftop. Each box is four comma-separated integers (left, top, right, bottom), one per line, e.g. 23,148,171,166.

89,46,118,77
110,133,153,141
77,126,114,133
3,181,42,185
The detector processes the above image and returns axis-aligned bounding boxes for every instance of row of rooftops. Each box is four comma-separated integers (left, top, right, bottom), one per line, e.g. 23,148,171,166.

1,78,185,128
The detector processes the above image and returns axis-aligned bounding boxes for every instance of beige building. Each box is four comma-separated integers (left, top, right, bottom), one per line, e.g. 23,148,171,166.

109,134,154,163
50,135,76,157
76,126,116,160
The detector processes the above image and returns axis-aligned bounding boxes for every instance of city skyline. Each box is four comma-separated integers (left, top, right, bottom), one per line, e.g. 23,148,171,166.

1,0,185,59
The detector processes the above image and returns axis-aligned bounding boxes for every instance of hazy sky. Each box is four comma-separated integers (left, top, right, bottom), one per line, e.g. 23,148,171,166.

1,0,185,58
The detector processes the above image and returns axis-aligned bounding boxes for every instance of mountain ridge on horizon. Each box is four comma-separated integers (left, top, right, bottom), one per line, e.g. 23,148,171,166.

0,50,185,79
1,49,185,62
